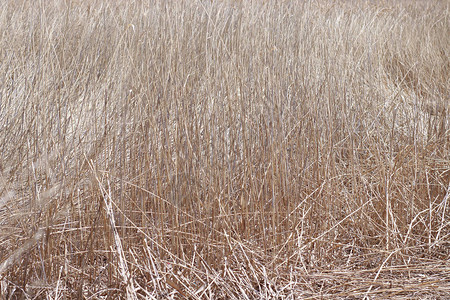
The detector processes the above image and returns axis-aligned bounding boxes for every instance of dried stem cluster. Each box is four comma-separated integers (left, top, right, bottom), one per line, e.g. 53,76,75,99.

0,0,448,298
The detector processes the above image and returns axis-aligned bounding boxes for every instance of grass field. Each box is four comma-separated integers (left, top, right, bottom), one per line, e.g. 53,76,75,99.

0,0,449,298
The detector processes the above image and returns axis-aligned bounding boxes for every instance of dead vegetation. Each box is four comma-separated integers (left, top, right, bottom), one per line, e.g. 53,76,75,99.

0,0,448,299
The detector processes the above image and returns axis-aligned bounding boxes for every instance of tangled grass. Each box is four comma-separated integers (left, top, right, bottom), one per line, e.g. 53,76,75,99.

0,0,448,298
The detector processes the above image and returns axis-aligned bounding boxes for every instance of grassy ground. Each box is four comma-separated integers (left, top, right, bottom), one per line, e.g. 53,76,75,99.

0,0,448,298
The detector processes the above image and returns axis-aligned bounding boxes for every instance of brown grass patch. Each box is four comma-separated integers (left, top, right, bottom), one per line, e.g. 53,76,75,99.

0,0,448,298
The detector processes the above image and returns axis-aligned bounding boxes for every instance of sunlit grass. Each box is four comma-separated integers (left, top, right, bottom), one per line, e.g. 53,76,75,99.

0,0,448,298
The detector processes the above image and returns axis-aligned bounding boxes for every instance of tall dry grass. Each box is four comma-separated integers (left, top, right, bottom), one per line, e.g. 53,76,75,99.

0,0,448,298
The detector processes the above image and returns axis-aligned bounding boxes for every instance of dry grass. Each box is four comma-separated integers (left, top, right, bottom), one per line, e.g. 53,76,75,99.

0,0,449,299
